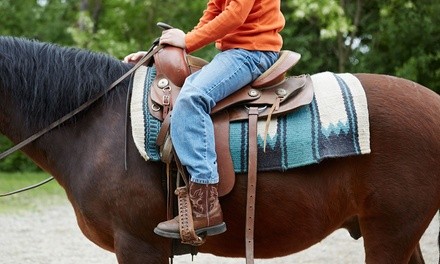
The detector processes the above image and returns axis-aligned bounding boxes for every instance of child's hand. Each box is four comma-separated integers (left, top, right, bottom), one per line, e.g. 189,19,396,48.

160,29,186,49
123,51,148,64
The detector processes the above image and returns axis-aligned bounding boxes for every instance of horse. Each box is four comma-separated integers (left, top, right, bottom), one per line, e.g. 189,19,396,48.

0,36,439,264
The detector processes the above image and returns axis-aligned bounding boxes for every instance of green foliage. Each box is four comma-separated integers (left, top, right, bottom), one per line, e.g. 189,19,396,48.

0,0,76,45
287,0,353,39
283,0,439,92
65,0,209,59
362,1,440,92
0,136,40,172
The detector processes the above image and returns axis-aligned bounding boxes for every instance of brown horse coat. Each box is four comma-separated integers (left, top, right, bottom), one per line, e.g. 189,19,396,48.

0,37,439,263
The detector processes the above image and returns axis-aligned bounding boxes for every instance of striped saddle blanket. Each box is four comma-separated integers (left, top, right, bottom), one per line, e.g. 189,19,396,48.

131,66,370,172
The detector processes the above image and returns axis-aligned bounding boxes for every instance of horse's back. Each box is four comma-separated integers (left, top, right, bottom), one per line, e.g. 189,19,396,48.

356,73,440,151
356,73,440,116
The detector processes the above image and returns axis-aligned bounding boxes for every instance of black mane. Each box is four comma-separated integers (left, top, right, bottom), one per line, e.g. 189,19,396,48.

0,36,132,131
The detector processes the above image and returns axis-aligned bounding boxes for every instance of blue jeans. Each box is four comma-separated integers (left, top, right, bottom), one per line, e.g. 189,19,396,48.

170,49,278,184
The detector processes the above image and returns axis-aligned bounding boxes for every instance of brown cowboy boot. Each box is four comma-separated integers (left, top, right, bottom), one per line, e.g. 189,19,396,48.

154,182,226,239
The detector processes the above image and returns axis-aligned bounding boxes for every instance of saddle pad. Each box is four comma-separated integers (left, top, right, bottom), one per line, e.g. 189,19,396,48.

230,72,370,172
130,66,370,172
131,65,162,161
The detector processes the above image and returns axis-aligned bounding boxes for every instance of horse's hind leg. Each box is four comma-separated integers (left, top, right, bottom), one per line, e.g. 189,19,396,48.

361,216,431,264
359,196,440,264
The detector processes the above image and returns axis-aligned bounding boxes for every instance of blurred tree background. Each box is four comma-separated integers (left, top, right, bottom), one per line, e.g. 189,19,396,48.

0,0,439,171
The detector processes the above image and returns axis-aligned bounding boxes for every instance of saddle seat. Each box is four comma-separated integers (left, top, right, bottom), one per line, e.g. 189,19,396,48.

185,49,302,89
150,46,311,122
156,47,302,89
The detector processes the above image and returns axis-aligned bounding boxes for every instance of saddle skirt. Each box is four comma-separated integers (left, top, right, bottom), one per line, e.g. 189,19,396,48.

130,66,370,173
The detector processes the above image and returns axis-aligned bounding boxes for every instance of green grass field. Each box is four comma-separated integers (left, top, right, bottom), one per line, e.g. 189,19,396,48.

0,172,67,214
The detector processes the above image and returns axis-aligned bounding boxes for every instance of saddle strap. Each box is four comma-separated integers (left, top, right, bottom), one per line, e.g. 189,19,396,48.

245,107,259,264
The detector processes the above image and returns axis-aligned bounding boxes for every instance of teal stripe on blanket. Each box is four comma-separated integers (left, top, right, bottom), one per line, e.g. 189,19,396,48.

229,103,317,172
143,66,161,161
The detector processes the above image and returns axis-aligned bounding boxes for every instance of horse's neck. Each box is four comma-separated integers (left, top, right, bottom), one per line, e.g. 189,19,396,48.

17,92,127,187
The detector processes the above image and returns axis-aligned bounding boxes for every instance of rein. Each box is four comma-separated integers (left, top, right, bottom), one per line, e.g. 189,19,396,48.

0,177,54,197
0,43,164,197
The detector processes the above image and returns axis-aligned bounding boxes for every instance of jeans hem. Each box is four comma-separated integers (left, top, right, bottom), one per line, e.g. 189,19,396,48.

190,178,219,184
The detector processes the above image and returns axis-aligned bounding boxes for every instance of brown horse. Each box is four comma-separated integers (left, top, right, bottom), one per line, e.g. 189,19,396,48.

0,36,439,264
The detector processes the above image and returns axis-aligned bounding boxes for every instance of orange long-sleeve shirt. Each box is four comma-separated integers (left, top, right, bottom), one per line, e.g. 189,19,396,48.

185,0,285,53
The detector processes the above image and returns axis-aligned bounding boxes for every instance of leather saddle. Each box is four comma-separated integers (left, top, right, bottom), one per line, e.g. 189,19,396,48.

149,46,314,196
148,46,314,261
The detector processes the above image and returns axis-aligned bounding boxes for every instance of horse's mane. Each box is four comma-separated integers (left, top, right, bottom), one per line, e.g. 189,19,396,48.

0,36,132,131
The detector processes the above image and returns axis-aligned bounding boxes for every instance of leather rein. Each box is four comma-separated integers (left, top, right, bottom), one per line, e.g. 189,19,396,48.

0,42,164,197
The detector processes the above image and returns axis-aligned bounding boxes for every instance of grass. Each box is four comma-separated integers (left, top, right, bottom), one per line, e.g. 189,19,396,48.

0,171,67,214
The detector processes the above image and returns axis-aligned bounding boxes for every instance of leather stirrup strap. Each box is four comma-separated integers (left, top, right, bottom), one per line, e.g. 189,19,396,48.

166,162,174,220
175,186,205,246
172,149,206,246
246,107,259,264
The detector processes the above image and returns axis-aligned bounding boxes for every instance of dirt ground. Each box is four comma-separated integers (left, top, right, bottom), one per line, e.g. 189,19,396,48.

0,202,438,264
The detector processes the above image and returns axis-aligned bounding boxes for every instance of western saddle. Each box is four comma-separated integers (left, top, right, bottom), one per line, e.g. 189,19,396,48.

147,46,314,263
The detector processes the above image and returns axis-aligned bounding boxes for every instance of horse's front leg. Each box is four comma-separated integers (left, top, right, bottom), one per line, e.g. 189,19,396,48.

114,230,170,264
408,243,425,264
